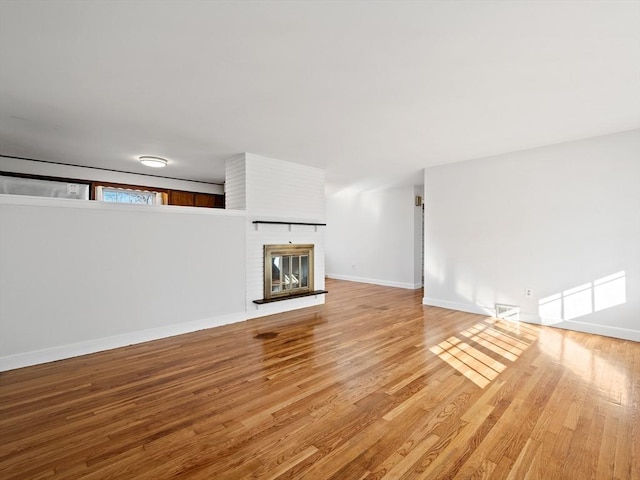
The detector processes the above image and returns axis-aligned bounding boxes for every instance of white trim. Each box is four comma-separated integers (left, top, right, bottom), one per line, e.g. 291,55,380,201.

0,312,247,372
422,297,640,342
523,317,640,342
0,194,245,216
328,273,421,290
422,297,496,316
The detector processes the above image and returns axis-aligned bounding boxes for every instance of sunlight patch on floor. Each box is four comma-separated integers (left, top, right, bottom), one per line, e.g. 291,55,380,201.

430,318,539,388
538,328,629,404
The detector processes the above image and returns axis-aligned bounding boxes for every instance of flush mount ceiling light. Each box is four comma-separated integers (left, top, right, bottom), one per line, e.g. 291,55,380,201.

139,156,168,168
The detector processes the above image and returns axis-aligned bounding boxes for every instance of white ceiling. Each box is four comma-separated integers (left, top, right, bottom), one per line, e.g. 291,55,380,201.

1,0,638,191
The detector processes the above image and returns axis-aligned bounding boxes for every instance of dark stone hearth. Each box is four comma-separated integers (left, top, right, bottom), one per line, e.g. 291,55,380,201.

253,290,328,304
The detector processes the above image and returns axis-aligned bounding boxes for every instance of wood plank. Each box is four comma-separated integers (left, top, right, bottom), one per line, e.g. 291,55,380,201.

0,278,638,479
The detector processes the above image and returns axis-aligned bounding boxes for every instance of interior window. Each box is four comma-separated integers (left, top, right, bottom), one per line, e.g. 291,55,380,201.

95,186,166,205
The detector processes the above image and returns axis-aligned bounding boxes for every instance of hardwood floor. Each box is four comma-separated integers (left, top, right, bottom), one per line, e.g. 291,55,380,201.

1,278,638,479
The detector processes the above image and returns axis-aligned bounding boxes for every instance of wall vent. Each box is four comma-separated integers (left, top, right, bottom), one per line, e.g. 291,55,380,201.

495,304,520,320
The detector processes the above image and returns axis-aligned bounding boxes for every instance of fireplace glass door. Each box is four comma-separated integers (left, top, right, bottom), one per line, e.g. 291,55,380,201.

264,245,314,299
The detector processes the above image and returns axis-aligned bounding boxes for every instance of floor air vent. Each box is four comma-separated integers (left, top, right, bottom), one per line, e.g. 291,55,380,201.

495,304,520,320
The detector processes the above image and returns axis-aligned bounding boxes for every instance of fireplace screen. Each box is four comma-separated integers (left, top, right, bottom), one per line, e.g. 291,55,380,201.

264,244,314,299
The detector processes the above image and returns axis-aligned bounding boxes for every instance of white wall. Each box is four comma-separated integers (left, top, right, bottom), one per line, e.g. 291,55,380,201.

0,156,224,194
226,153,326,318
0,195,246,370
225,154,246,209
326,185,423,289
242,152,326,221
423,129,640,341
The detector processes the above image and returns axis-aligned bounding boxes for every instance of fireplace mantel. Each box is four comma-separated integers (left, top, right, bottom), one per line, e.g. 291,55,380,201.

252,220,326,226
252,220,326,232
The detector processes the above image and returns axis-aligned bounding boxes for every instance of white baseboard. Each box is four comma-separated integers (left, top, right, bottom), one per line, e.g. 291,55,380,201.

422,297,496,316
525,317,640,342
327,273,421,290
0,312,247,372
422,297,640,342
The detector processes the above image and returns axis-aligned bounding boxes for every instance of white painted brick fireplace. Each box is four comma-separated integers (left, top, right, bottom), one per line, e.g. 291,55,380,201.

226,153,326,318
